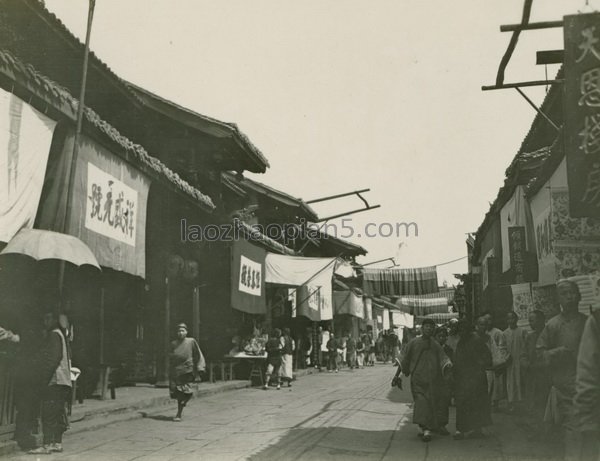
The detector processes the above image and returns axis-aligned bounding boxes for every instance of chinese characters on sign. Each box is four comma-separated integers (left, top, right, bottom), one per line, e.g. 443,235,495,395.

85,163,137,246
564,14,600,217
238,255,262,296
508,227,526,283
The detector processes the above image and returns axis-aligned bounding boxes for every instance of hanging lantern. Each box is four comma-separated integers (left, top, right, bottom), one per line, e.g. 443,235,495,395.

183,259,200,281
166,254,184,279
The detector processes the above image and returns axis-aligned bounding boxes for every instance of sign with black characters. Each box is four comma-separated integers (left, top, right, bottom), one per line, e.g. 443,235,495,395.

564,13,600,217
231,239,267,314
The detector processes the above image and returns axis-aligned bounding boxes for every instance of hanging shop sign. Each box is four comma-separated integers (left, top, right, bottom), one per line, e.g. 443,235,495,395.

511,283,534,329
0,88,56,243
333,290,364,319
508,226,527,283
37,130,149,277
482,249,494,290
85,163,137,246
564,13,600,217
231,239,266,314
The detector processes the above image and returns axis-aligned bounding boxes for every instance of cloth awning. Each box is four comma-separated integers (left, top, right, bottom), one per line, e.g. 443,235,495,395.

396,297,449,316
0,88,56,243
333,290,364,319
265,254,337,321
415,312,459,324
362,266,438,297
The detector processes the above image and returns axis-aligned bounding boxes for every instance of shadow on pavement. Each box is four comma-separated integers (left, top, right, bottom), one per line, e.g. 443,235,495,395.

247,426,403,461
139,412,175,421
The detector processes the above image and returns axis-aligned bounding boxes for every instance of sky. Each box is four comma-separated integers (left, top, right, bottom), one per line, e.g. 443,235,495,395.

44,0,599,285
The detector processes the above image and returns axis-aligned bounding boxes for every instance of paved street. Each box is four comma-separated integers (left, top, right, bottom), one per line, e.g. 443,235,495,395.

9,365,562,461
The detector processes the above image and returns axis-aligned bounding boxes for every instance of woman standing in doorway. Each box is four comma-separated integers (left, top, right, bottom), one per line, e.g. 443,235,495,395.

169,323,205,421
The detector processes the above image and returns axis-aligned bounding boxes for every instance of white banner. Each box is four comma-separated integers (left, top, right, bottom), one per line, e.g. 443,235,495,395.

0,89,56,242
85,163,138,246
482,249,494,290
511,283,534,328
238,255,262,296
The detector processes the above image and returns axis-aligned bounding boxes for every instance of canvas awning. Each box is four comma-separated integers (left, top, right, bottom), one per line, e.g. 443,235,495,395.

333,290,364,319
362,266,438,297
265,254,337,321
396,297,449,316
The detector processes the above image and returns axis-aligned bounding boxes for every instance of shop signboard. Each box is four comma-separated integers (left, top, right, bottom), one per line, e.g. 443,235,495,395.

231,239,267,314
508,226,526,283
564,13,600,217
533,204,555,285
85,163,137,246
36,131,149,277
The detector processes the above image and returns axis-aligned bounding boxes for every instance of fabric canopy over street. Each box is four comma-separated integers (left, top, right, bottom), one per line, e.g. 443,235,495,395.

0,88,56,243
415,312,459,324
231,239,267,315
333,290,364,319
362,266,438,297
396,297,448,316
265,254,337,321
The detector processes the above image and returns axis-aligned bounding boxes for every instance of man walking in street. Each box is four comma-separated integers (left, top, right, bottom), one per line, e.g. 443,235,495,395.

484,313,509,411
537,280,588,461
326,332,339,372
522,310,551,439
264,328,283,390
503,311,527,413
446,318,459,354
346,333,357,370
401,318,452,442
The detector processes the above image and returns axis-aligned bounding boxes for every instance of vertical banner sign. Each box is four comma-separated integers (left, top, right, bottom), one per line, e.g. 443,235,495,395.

564,13,600,217
508,227,526,283
0,89,56,243
231,239,267,314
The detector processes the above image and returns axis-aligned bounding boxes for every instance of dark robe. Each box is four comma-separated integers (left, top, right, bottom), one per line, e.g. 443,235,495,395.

401,336,451,430
454,333,492,433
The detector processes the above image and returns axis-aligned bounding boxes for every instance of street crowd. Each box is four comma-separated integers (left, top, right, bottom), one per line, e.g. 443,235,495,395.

396,280,600,461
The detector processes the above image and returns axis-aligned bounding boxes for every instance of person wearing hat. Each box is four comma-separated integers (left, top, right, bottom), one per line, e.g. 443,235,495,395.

400,318,452,442
169,323,205,421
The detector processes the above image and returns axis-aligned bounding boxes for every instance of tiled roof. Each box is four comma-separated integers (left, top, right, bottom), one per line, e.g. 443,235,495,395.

126,83,270,173
237,220,297,255
222,172,318,222
0,49,215,210
23,0,268,174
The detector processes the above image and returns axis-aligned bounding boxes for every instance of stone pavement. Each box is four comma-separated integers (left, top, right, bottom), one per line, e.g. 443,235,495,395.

6,364,563,461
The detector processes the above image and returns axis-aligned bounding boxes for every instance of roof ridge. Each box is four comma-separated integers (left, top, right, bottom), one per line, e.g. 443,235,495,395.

0,48,215,210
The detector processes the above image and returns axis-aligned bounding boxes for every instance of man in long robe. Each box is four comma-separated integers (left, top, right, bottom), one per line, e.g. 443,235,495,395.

401,318,452,442
454,319,492,439
503,311,527,412
575,311,600,461
537,280,587,461
522,310,551,437
484,314,508,409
